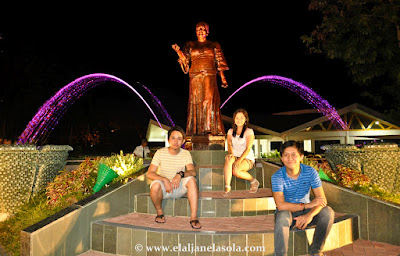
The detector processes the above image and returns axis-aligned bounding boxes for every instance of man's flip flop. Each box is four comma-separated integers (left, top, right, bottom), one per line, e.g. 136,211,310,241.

190,219,201,229
155,214,165,223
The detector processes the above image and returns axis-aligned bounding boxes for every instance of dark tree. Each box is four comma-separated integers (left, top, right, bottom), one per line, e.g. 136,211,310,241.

302,0,400,113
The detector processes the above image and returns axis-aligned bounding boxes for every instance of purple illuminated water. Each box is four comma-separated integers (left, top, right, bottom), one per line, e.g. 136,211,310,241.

140,84,175,127
18,73,346,145
18,73,163,145
221,75,347,130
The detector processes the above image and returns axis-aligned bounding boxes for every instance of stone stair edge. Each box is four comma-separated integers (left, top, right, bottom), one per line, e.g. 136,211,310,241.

93,212,357,235
134,188,273,199
94,219,272,235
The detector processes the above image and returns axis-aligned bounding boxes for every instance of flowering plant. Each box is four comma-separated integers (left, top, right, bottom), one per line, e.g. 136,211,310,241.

302,157,371,187
261,149,281,159
302,157,337,183
98,150,143,182
46,157,100,207
46,152,143,208
335,164,370,188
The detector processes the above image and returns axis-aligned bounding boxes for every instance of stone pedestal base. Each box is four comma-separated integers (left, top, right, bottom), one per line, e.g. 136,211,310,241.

185,135,225,151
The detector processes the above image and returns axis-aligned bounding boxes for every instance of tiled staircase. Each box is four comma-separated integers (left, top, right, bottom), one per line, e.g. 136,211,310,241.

88,151,359,256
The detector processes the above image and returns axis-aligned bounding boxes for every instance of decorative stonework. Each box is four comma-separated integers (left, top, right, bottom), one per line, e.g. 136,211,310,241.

185,135,225,151
323,143,400,193
0,145,72,216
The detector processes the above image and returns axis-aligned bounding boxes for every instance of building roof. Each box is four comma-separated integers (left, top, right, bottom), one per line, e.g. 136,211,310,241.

222,103,400,138
147,103,400,141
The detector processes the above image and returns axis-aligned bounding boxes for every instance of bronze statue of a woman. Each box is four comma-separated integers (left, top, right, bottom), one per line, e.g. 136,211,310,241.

172,22,228,136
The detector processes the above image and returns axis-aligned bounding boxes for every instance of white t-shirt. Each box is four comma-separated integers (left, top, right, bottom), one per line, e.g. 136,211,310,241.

133,145,150,158
227,128,255,163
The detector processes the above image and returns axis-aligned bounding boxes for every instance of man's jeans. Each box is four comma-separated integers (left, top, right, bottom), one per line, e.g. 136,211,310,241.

274,206,334,256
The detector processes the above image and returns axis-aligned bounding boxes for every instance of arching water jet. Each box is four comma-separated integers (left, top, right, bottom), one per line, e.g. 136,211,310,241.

18,73,164,145
221,75,347,130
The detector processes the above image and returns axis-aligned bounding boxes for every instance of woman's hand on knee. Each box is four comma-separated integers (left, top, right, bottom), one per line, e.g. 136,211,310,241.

225,154,234,161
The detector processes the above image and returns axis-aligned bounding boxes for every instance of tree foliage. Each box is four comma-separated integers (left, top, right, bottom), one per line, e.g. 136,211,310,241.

302,0,400,86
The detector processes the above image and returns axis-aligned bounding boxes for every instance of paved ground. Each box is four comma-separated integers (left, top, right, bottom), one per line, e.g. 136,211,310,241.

104,212,276,233
324,239,400,256
103,209,344,233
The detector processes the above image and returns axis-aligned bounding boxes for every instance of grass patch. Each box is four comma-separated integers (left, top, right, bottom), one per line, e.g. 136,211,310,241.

0,192,65,255
352,184,400,206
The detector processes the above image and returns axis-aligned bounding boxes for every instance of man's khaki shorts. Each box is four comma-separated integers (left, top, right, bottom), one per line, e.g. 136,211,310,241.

150,176,195,199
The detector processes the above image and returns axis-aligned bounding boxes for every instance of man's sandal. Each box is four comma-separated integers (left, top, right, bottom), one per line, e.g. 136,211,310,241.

155,214,165,223
190,219,201,229
249,179,259,193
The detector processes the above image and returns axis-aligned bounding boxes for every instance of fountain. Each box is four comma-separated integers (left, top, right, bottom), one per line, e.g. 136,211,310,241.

18,73,164,145
221,75,347,130
1,74,169,218
18,74,347,147
140,83,175,127
1,73,347,219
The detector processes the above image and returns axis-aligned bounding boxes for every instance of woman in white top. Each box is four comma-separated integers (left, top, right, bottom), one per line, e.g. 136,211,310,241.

224,109,259,195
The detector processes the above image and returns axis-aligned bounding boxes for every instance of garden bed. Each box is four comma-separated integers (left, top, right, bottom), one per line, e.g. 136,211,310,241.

0,152,145,255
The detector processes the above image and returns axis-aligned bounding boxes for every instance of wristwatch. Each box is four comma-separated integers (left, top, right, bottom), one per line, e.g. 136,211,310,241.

177,171,184,178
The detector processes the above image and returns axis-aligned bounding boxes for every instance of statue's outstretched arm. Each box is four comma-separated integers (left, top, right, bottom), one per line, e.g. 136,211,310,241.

172,44,189,74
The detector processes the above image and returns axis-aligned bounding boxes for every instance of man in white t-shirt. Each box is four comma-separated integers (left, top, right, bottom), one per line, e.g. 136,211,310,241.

146,126,201,229
133,139,151,158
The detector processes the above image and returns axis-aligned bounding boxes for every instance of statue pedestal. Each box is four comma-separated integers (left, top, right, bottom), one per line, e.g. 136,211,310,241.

185,135,225,151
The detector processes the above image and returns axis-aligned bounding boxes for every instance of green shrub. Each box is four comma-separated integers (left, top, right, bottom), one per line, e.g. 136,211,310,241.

261,149,281,159
99,151,143,183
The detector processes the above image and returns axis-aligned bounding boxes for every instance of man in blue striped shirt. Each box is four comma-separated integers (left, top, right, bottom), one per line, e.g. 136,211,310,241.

271,141,334,256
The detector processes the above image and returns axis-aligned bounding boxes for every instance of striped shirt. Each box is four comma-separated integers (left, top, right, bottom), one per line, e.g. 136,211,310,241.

150,147,193,181
271,163,322,204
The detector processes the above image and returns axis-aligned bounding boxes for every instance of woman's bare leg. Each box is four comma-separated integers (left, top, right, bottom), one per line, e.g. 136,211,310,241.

223,155,236,193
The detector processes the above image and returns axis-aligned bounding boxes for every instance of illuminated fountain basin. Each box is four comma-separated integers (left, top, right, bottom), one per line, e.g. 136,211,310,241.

0,145,72,218
1,74,169,219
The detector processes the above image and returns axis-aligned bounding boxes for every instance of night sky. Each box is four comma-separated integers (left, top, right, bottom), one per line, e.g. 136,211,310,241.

0,3,367,146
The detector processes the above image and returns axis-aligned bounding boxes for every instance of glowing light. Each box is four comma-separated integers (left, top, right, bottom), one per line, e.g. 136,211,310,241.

221,75,347,130
18,73,163,145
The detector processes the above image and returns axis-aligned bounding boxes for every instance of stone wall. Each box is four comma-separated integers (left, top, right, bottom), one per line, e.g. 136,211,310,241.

21,168,149,256
323,143,400,193
0,145,72,216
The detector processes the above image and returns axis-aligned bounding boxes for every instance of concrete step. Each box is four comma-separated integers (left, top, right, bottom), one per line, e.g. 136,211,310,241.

196,165,265,191
86,152,360,255
90,212,359,256
135,189,276,218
